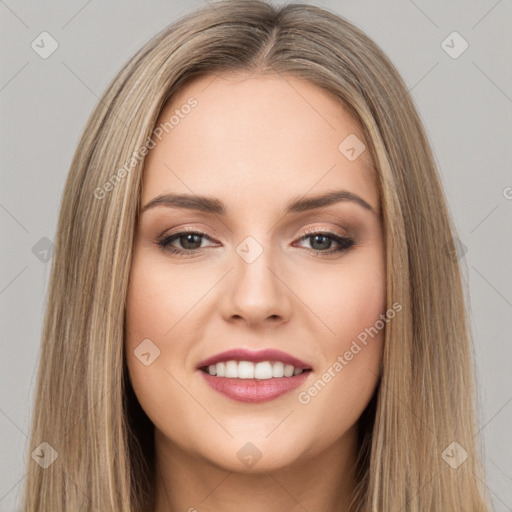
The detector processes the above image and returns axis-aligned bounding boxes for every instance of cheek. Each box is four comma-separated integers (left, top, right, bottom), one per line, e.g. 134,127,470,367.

124,246,217,403
298,248,386,344
124,250,181,406
326,252,386,380
125,249,211,346
291,250,386,435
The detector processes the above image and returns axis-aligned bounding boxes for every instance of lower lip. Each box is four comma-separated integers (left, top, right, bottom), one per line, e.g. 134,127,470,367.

198,370,310,403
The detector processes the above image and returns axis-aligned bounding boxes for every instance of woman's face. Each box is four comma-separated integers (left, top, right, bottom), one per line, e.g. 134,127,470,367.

125,72,386,473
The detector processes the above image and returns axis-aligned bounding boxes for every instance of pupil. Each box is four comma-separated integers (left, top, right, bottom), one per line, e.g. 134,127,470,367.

182,234,201,249
311,235,330,250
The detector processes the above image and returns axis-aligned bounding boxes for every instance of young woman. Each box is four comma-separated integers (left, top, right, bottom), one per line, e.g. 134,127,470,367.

22,1,490,510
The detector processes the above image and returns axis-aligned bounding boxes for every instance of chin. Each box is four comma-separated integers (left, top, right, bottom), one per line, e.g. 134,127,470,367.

205,443,306,474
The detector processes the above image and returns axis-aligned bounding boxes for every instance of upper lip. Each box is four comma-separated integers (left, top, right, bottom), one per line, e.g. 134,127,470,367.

196,348,312,370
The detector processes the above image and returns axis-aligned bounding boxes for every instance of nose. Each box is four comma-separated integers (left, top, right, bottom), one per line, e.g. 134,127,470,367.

220,243,293,329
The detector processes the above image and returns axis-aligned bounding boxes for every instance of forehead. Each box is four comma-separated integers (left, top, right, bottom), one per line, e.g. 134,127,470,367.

141,72,378,215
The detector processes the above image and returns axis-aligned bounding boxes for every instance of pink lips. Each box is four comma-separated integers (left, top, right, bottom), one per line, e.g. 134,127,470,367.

196,348,313,403
199,371,310,403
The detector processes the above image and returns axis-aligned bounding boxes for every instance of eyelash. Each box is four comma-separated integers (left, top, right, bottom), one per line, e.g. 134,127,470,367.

156,228,355,258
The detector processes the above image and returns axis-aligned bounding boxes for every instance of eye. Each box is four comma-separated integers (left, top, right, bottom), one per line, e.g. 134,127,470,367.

157,231,217,257
293,229,355,255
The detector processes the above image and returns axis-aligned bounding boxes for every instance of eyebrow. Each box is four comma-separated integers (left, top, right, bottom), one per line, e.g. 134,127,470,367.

140,189,377,216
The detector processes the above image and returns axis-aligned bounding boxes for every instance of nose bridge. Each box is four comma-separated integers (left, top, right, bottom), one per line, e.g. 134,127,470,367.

235,233,281,300
222,233,292,325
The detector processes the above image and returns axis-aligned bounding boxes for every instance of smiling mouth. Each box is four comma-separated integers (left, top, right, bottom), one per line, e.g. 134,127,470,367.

199,360,313,379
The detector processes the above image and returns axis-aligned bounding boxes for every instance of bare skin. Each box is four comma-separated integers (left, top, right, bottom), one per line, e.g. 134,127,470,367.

125,71,386,512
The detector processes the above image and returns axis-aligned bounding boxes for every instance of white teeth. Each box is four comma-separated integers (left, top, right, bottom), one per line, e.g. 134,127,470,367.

206,360,307,379
272,361,284,378
238,361,254,379
254,361,273,379
225,360,238,378
216,362,225,377
284,364,294,377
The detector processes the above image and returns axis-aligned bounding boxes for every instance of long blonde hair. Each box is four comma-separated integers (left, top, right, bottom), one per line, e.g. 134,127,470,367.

22,1,490,510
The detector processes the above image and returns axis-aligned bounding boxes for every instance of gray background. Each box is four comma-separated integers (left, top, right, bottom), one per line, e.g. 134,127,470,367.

1,0,511,510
